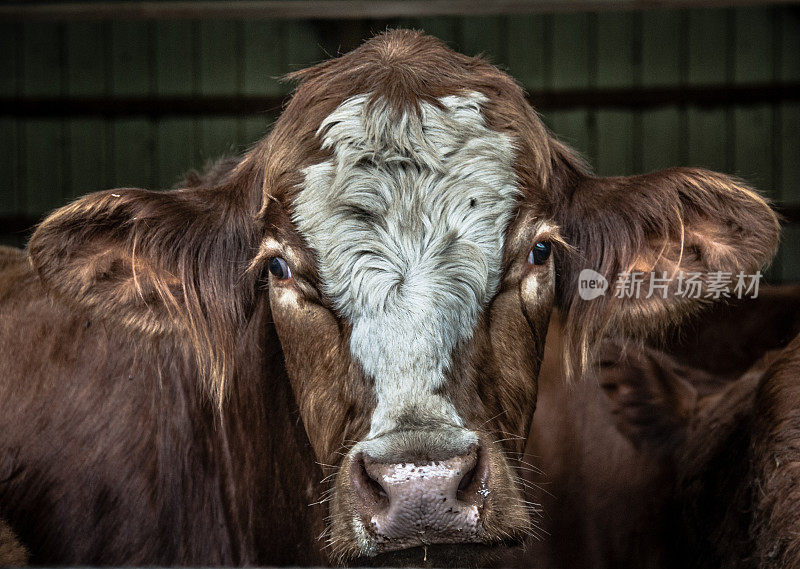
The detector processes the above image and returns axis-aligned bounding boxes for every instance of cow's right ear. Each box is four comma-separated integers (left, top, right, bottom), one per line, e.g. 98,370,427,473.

551,165,780,375
28,187,258,403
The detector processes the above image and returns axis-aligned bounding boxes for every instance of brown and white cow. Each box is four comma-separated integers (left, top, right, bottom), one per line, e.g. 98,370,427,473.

0,31,780,566
516,286,800,569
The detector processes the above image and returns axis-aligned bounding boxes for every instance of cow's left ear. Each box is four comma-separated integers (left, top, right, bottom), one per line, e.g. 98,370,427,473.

28,186,259,403
553,167,780,372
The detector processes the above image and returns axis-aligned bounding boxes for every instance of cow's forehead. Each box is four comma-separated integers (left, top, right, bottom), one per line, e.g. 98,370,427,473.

292,91,519,321
291,91,520,437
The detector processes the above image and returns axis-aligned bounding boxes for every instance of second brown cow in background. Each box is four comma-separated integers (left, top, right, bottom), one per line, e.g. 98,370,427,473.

517,286,800,569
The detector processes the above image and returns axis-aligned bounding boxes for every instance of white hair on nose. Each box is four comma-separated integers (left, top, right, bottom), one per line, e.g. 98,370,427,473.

293,91,519,437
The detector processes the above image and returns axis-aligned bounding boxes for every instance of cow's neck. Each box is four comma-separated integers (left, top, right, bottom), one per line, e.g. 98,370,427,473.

218,299,328,565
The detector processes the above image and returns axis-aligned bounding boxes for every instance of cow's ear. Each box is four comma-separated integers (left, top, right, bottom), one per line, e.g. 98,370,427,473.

28,187,258,403
554,167,780,373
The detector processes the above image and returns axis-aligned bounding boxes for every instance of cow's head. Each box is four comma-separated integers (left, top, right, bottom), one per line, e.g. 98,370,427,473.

28,30,779,566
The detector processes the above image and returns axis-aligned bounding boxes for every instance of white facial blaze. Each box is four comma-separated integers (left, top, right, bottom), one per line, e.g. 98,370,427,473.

293,92,519,437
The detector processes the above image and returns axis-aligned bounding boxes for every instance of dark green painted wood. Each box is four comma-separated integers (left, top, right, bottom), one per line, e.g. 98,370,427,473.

687,108,727,172
24,120,65,215
640,106,682,173
549,15,594,167
779,7,800,82
155,20,195,96
0,235,26,249
67,119,110,200
685,10,732,172
778,9,800,206
66,22,107,96
507,15,547,91
768,13,792,315
243,20,285,96
641,11,682,87
283,21,323,73
22,22,64,96
551,13,592,90
155,118,197,189
0,24,19,96
239,115,272,151
198,22,241,176
731,8,775,199
199,117,240,163
733,6,773,84
394,17,421,33
460,16,503,62
154,22,197,187
65,24,111,207
0,120,20,216
416,16,460,46
22,26,65,216
782,223,800,282
112,21,152,95
546,109,592,165
112,22,156,192
733,105,774,197
200,20,240,96
112,119,153,189
687,8,730,85
596,12,635,88
595,109,634,176
781,103,800,204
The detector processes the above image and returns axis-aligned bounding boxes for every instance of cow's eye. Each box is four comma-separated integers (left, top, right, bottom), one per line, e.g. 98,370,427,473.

268,257,292,280
528,241,552,265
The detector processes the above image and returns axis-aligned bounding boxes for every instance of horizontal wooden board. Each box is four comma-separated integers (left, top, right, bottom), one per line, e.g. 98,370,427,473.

1,6,799,281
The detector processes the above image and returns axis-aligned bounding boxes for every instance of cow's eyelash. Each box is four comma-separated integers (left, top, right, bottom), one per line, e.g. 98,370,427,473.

533,228,572,255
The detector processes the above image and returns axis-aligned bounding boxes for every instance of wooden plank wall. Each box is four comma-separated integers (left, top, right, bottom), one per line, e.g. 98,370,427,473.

0,5,798,281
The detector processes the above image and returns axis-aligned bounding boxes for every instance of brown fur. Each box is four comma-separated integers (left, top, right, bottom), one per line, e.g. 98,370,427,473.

179,156,241,190
554,170,780,376
514,286,800,569
0,519,27,567
0,248,327,565
676,336,800,569
0,30,781,565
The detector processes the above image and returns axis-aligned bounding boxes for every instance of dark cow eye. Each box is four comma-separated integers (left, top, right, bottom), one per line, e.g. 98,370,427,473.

268,257,292,280
528,241,552,265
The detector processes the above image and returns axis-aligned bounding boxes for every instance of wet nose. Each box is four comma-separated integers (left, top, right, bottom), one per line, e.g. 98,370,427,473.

350,446,489,545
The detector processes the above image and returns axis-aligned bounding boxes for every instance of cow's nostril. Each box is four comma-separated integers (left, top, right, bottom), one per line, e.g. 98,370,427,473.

351,454,389,512
456,445,488,505
456,460,477,499
364,461,388,499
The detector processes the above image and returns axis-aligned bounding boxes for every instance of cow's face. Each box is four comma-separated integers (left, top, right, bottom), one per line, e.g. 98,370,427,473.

261,91,553,563
251,31,779,565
